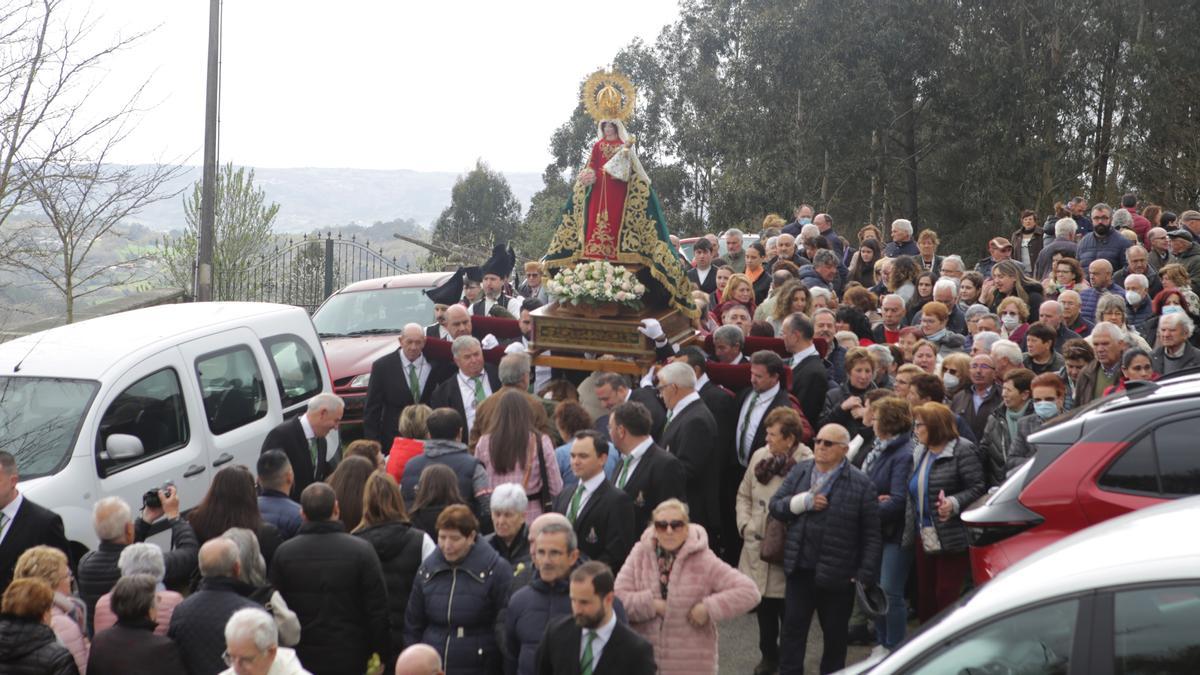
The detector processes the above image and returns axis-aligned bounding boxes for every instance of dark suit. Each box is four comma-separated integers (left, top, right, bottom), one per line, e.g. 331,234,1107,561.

429,364,501,435
660,399,721,550
724,384,793,564
686,265,719,294
261,417,329,500
791,353,828,429
554,478,636,573
595,387,668,445
362,352,454,449
535,614,656,675
0,496,70,592
424,323,447,339
617,444,687,535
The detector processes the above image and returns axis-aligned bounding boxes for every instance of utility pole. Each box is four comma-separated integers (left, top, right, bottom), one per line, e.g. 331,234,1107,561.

196,0,221,301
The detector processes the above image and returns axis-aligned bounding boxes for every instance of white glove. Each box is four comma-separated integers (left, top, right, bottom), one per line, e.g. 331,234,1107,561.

790,492,812,515
638,318,666,343
504,341,527,355
481,334,499,350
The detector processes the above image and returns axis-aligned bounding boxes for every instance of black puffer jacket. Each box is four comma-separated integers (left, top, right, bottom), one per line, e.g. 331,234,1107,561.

903,438,987,554
405,541,512,675
167,576,259,675
354,520,426,663
768,459,882,588
0,615,79,675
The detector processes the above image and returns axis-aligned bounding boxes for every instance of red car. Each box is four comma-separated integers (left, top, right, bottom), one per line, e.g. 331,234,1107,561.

963,372,1200,583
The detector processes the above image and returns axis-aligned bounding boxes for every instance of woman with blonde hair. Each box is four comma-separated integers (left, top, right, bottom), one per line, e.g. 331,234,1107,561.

940,352,971,399
13,546,87,672
996,296,1031,344
386,403,431,482
723,273,758,315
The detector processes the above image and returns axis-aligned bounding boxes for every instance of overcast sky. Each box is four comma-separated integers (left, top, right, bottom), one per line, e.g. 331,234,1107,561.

91,1,679,174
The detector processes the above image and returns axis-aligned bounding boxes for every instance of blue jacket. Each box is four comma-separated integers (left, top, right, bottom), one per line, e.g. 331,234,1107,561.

258,490,302,539
1076,231,1130,270
1080,284,1125,327
798,264,834,292
883,240,919,258
406,541,512,675
864,436,915,544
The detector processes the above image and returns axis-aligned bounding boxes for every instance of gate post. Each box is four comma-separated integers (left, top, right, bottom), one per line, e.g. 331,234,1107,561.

323,236,335,299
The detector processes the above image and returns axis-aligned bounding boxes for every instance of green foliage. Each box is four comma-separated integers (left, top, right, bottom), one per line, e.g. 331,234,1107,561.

432,159,522,251
513,167,572,260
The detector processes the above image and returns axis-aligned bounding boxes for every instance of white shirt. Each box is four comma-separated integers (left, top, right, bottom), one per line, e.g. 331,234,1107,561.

400,353,430,396
616,436,654,486
791,345,818,368
668,391,701,422
298,414,317,441
570,471,607,515
696,373,710,390
695,265,712,285
737,382,780,464
438,325,451,340
507,296,525,317
0,493,22,547
579,609,618,665
730,352,746,365
457,371,493,432
522,336,552,393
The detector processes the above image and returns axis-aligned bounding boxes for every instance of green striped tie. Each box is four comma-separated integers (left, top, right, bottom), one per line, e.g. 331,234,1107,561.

580,630,597,675
408,363,421,401
615,455,633,489
567,485,585,523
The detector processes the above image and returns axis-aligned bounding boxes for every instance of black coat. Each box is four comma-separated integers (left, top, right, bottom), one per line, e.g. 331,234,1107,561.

270,520,391,675
260,417,329,500
429,365,502,435
659,399,721,541
686,265,719,294
167,576,259,675
535,614,656,675
617,444,688,534
354,521,426,662
768,459,882,588
902,438,987,554
819,380,877,442
485,524,532,570
790,353,829,429
87,618,187,675
698,379,737,457
363,351,454,448
0,616,78,675
732,385,794,467
0,497,69,594
553,479,635,572
472,294,514,316
405,542,513,675
950,385,1004,443
594,387,668,446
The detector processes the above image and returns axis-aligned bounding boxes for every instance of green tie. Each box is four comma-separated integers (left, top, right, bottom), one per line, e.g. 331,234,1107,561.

473,376,486,404
308,437,319,468
580,630,597,675
615,454,633,489
665,408,674,427
738,391,760,464
0,512,8,534
567,484,586,523
408,363,421,401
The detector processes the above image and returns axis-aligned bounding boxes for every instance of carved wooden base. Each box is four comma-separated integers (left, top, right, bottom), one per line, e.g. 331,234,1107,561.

529,302,695,373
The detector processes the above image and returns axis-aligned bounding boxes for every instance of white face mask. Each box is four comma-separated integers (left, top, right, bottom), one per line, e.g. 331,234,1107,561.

1163,305,1183,316
1126,291,1143,306
1002,315,1020,330
943,373,960,391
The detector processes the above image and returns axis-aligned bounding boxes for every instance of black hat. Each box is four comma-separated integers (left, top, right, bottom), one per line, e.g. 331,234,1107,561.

424,268,465,305
463,266,483,283
856,580,889,618
1167,229,1194,242
480,244,515,279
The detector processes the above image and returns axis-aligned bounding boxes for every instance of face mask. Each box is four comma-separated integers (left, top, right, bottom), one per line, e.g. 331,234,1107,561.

799,217,812,225
943,373,960,391
1126,291,1143,306
1002,315,1020,330
1163,305,1183,315
1034,401,1059,420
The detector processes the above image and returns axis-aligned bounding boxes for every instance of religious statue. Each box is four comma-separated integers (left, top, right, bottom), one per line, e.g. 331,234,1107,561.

543,69,697,318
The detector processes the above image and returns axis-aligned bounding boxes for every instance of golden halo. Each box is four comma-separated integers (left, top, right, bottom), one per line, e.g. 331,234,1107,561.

582,69,636,123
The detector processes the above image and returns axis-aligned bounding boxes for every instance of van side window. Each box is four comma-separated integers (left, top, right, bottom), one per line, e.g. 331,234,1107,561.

97,368,189,474
196,346,268,434
261,335,322,408
1099,419,1200,497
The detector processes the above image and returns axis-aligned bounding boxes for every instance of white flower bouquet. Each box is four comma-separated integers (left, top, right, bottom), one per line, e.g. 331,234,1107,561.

546,260,646,310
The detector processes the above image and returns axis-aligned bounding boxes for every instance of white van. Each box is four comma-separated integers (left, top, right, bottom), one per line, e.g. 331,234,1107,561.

0,302,339,559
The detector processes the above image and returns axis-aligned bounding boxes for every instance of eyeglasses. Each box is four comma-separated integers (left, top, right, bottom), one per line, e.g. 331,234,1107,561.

653,520,686,532
814,438,847,448
222,650,264,668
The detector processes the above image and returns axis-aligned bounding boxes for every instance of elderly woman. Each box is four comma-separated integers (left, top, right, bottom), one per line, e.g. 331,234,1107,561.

1094,293,1152,351
222,527,302,647
87,575,186,674
615,499,759,675
386,403,431,483
1044,257,1087,297
819,348,878,441
736,408,813,674
405,505,512,675
918,301,965,356
996,296,1031,345
0,578,78,674
92,543,184,637
219,608,307,675
911,340,940,375
14,546,88,673
940,352,971,400
483,483,531,568
905,402,985,622
1007,373,1068,472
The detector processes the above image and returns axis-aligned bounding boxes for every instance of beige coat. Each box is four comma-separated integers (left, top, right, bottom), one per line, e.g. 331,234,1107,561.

736,444,813,598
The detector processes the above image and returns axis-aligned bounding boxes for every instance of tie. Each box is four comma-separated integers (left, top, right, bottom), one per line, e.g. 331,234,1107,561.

738,391,761,464
616,455,633,489
567,485,585,523
308,438,319,469
580,630,597,675
473,376,486,404
408,363,421,401
665,408,674,427
0,512,8,535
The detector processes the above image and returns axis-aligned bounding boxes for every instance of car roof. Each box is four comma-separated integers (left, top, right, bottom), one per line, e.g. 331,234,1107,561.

0,302,305,381
335,271,453,293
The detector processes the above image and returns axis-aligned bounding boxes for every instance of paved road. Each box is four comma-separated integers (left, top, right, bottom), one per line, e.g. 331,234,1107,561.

718,610,872,674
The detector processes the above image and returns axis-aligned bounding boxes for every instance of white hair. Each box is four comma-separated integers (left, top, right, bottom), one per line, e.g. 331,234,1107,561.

93,497,133,542
881,293,905,308
766,235,779,248
657,361,696,389
891,219,913,236
225,608,278,653
451,335,481,358
1090,321,1125,343
724,228,743,239
991,339,1022,365
1123,273,1148,290
307,392,344,414
712,324,745,347
1055,217,1077,239
866,344,893,366
801,223,821,241
490,483,529,514
933,278,958,298
810,287,833,302
118,543,165,581
1160,312,1195,337
941,255,964,272
973,331,1001,354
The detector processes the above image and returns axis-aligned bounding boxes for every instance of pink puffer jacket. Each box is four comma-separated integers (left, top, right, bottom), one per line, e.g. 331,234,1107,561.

93,589,184,636
614,523,760,675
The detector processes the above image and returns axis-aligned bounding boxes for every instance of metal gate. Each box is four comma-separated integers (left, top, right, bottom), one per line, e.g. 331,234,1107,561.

219,233,412,313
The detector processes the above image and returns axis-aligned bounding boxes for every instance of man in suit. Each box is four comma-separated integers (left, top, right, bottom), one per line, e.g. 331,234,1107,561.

260,392,343,500
363,323,454,449
782,312,828,428
656,362,721,551
593,372,667,444
608,401,687,534
536,561,656,675
686,237,720,294
674,346,735,446
554,431,635,573
0,451,70,593
425,304,451,340
472,244,516,317
429,335,501,438
712,324,748,364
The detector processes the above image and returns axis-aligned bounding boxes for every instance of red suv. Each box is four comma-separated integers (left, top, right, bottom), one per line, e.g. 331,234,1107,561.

963,372,1200,583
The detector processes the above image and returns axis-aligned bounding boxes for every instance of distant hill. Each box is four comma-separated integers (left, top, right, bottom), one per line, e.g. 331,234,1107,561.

110,165,545,233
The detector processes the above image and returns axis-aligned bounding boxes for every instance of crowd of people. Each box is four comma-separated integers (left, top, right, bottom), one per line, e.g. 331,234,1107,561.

0,197,1196,675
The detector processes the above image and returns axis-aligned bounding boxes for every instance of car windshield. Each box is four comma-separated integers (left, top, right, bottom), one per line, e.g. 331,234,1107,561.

0,377,99,479
313,287,434,337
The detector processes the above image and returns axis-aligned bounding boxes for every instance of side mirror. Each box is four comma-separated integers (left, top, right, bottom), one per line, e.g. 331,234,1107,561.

105,434,144,460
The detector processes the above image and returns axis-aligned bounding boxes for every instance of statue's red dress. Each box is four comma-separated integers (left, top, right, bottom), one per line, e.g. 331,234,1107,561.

581,138,626,261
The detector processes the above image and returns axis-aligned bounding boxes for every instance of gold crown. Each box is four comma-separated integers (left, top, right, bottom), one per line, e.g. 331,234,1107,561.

582,69,636,122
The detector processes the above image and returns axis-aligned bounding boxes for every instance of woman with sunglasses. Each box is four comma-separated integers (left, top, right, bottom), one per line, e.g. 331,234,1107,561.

614,498,759,675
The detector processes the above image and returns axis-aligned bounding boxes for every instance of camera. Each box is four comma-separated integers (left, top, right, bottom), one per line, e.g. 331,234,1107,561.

142,481,175,509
